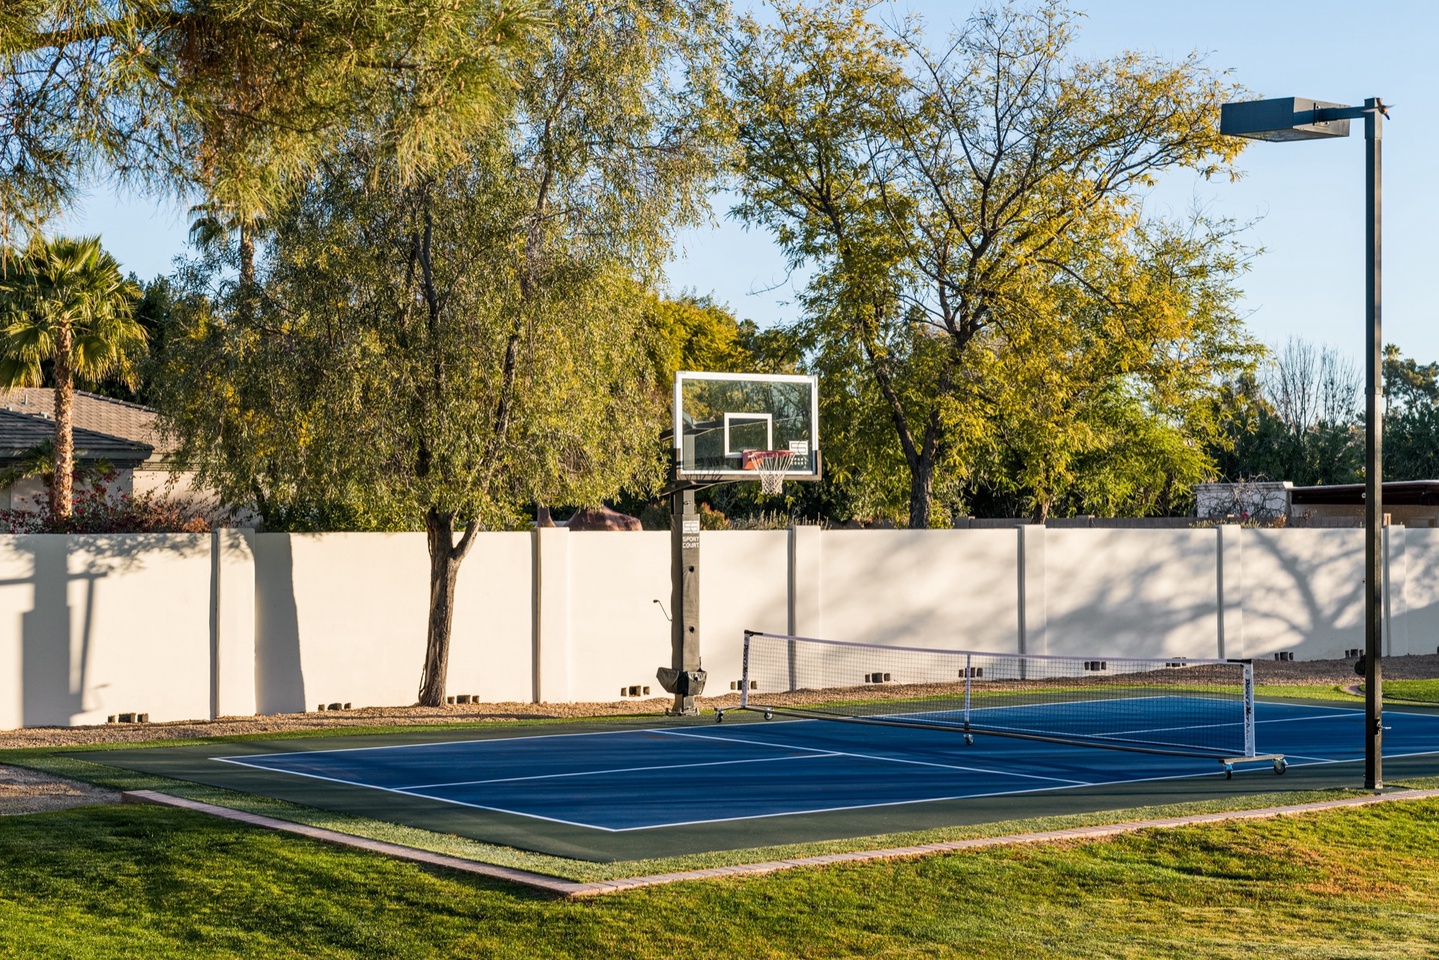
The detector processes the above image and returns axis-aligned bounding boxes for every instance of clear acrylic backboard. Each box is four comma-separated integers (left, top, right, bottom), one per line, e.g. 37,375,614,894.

672,371,820,482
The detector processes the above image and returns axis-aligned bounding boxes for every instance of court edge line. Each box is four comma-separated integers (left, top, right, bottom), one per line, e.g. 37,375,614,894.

653,728,1089,786
119,787,1439,899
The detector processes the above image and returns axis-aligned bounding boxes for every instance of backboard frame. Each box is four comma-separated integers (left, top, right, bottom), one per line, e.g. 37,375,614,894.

672,371,821,484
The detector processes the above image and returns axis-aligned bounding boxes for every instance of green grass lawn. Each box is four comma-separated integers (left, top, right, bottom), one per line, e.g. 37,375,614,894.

1381,679,1439,704
5,697,1437,958
1311,678,1439,704
3,795,1439,958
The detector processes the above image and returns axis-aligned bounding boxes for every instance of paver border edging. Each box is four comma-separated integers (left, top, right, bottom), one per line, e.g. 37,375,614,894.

121,787,1439,898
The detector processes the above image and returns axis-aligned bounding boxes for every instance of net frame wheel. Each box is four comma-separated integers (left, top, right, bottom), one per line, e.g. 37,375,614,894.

763,709,773,721
715,709,725,723
1274,757,1287,775
964,734,974,746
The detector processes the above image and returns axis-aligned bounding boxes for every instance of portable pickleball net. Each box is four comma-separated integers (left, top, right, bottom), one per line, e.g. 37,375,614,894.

726,630,1289,778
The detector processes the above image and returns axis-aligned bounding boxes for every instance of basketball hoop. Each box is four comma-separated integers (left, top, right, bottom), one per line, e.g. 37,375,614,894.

742,449,794,495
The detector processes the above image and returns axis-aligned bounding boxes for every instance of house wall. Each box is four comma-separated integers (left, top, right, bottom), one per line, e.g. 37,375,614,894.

1,472,137,514
5,524,1437,729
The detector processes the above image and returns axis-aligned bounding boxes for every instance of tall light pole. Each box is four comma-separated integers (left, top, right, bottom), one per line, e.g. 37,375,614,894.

1220,96,1389,791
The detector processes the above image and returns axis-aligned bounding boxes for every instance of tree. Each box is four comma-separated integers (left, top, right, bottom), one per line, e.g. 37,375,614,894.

1207,337,1363,486
646,294,756,389
1,0,546,254
728,0,1256,525
0,235,146,518
963,217,1261,520
1381,344,1439,481
156,0,727,707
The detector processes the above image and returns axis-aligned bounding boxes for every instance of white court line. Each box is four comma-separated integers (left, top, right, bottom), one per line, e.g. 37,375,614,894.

222,753,1169,834
216,728,1096,832
594,760,1306,832
215,755,634,832
655,728,1088,786
401,751,840,790
226,723,701,763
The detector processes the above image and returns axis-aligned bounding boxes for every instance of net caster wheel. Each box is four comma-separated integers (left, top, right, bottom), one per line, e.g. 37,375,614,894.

715,710,725,724
763,710,773,721
1224,763,1234,780
964,734,974,746
1274,758,1287,775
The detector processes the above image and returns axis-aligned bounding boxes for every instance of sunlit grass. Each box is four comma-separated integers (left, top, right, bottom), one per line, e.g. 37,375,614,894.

1379,679,1439,704
2,796,1438,958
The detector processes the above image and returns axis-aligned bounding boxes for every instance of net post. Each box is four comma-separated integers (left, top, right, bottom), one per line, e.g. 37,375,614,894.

1241,659,1256,758
741,631,754,709
963,653,973,728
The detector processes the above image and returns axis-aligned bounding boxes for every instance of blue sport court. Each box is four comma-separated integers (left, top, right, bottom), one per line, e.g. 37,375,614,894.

90,697,1439,861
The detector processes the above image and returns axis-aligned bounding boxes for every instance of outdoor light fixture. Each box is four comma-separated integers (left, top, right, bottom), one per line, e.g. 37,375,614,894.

1221,95,1389,791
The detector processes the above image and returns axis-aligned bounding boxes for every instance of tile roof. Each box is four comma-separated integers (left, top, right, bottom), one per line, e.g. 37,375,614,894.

0,409,153,464
0,388,167,455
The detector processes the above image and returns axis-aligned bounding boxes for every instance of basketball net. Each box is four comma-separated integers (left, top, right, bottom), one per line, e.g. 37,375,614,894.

744,449,794,495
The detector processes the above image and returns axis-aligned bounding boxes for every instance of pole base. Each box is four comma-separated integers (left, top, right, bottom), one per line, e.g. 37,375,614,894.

666,695,699,716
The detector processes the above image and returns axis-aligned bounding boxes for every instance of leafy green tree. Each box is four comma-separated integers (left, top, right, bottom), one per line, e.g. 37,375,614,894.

728,0,1256,525
964,219,1261,519
0,235,146,519
156,0,726,707
1,0,545,255
1382,344,1439,481
646,294,756,389
1208,337,1363,487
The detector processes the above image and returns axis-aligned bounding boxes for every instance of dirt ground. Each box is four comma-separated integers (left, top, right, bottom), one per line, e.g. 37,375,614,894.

3,655,1434,816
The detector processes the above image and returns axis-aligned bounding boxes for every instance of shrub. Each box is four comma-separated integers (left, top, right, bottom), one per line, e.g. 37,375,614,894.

0,471,214,533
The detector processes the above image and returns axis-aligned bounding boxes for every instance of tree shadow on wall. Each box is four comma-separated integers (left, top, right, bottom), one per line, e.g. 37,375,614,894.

9,534,211,726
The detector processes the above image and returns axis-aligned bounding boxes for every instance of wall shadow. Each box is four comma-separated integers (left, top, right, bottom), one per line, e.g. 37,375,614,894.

254,533,305,713
1245,529,1365,658
10,533,211,726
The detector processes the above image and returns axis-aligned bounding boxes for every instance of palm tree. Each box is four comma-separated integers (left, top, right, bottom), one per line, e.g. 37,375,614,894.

0,236,146,519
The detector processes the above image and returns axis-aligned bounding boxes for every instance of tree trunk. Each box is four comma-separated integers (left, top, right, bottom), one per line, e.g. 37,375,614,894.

238,220,256,327
417,507,479,707
51,321,74,520
908,456,934,529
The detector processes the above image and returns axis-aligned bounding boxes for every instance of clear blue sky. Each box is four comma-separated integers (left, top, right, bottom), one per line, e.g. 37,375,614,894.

59,0,1439,364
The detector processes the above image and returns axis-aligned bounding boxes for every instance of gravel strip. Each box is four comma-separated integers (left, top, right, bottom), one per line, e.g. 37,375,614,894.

0,764,122,815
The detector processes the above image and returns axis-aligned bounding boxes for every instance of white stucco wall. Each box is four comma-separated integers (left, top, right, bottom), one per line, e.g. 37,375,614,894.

1242,528,1364,660
7,523,1439,730
0,534,213,727
1045,529,1223,659
564,531,671,703
819,529,1021,652
698,530,790,692
446,533,536,704
1393,528,1439,658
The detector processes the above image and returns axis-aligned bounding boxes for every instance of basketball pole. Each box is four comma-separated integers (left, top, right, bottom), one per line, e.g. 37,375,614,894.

656,439,707,716
664,482,705,716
